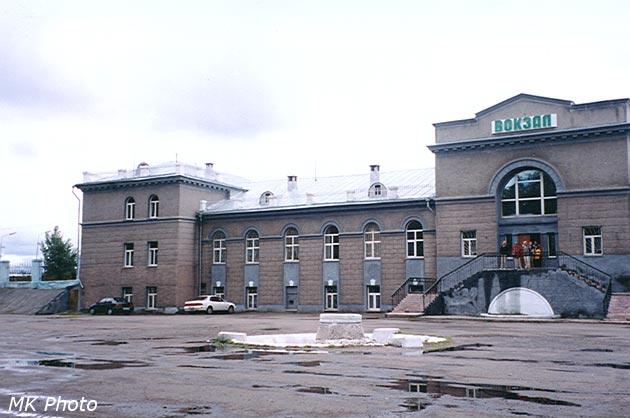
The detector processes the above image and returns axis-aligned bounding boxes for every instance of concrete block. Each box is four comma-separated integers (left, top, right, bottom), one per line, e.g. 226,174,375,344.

163,307,179,315
372,328,400,344
388,334,423,348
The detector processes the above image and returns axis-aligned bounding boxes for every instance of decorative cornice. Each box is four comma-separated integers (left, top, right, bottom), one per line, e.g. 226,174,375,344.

75,174,246,193
81,216,197,228
428,123,630,154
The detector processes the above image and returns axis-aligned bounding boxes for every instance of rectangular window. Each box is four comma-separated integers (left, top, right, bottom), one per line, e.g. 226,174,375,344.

213,286,225,299
324,235,339,260
406,230,424,258
149,198,159,218
367,285,381,311
285,235,299,261
146,286,157,309
213,238,225,264
461,231,477,258
124,243,134,267
125,201,135,220
246,237,259,263
122,287,133,303
546,233,557,258
246,287,258,310
583,227,603,256
364,230,381,259
325,286,338,311
148,241,159,266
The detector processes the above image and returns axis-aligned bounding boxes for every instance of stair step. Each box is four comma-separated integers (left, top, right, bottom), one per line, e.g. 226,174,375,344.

607,293,630,320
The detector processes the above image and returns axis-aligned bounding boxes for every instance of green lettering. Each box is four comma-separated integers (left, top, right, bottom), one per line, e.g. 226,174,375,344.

504,119,513,131
532,115,541,128
523,116,531,129
542,114,551,127
513,118,522,130
494,120,503,133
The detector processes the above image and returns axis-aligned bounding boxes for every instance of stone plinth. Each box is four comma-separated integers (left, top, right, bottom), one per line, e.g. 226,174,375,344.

315,313,364,341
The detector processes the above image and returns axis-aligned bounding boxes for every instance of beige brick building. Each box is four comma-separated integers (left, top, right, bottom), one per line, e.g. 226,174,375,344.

76,94,630,317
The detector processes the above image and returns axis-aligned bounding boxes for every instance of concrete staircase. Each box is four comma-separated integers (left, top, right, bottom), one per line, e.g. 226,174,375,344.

0,288,69,314
607,293,630,321
388,293,437,316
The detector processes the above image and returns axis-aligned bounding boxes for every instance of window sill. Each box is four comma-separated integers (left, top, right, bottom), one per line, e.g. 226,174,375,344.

462,255,477,259
406,256,425,260
147,265,158,268
583,254,604,257
212,262,226,265
323,259,339,262
123,266,134,269
284,260,299,263
245,262,260,265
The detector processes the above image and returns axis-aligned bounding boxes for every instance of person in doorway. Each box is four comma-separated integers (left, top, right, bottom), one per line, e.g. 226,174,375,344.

522,240,532,269
512,241,523,269
532,242,542,268
499,239,510,269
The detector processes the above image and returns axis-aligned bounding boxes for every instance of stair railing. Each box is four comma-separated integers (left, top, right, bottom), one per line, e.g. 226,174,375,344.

391,277,433,309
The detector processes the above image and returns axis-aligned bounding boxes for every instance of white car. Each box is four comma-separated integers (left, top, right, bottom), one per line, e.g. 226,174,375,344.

184,295,236,314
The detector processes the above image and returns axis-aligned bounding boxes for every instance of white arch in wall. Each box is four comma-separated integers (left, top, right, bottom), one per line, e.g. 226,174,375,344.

488,287,555,317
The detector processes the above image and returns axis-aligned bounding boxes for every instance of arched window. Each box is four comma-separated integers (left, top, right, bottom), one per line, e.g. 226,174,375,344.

323,225,339,261
406,220,424,258
212,231,226,264
245,230,259,263
125,197,135,220
364,223,381,259
501,169,557,217
259,191,274,206
284,227,299,262
369,183,387,198
149,195,159,218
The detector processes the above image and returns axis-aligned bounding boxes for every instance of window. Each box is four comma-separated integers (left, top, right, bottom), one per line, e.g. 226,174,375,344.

501,170,557,217
212,231,226,264
124,243,134,267
367,285,381,311
284,227,299,262
364,223,381,259
122,287,133,303
406,220,424,258
246,230,259,263
325,285,338,311
213,286,225,299
583,227,603,256
324,225,339,261
259,191,273,206
125,197,135,220
246,287,258,310
146,286,157,309
461,231,477,258
369,183,387,198
149,195,159,218
148,241,158,266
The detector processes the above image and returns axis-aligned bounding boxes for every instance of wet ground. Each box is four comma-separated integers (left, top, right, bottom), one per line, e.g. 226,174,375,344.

0,313,629,417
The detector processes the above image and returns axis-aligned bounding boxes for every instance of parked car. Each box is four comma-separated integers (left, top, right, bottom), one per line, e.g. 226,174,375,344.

88,297,134,315
184,295,236,314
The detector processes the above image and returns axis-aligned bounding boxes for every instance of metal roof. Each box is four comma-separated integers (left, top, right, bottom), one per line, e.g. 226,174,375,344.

203,168,435,214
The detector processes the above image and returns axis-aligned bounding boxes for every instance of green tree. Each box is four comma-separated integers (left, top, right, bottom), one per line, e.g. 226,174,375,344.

41,226,77,280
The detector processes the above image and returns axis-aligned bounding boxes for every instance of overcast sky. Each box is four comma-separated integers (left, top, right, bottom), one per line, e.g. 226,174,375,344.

1,0,628,262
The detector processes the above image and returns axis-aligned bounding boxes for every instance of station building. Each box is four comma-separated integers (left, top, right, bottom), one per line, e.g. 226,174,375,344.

76,94,630,317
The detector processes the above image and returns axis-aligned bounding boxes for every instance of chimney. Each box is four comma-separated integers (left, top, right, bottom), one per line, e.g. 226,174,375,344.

346,190,356,201
306,193,314,205
287,175,298,192
205,162,215,178
117,169,127,178
389,186,398,199
370,164,380,183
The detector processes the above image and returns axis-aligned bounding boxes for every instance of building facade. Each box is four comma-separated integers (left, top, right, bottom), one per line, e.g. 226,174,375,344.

76,94,630,317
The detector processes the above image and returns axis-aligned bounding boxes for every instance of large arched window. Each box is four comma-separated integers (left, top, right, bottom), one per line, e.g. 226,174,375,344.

125,197,135,220
364,223,381,259
149,195,159,218
284,227,299,262
212,231,226,264
245,230,259,263
323,225,339,261
406,220,424,258
501,169,557,217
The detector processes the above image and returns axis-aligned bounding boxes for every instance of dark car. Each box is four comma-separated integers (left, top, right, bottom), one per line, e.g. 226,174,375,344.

88,297,134,315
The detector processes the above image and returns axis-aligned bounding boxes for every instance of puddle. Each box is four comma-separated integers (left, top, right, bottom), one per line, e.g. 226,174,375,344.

291,360,321,367
212,351,275,360
425,343,493,353
296,386,335,395
182,345,218,353
579,348,613,353
178,364,222,369
592,363,630,369
7,359,148,370
262,327,281,331
91,340,128,346
381,376,580,407
175,406,213,415
35,351,72,356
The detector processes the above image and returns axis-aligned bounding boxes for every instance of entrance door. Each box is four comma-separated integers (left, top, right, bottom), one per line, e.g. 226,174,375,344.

285,286,298,310
367,285,381,311
325,286,338,311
